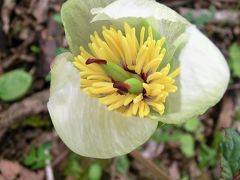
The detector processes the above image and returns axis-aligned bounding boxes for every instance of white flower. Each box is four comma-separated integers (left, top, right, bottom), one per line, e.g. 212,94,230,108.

48,0,230,158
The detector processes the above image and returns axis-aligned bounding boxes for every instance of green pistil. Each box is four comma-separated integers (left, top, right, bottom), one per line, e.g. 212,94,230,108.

86,59,144,94
124,78,143,94
102,62,131,82
102,62,144,94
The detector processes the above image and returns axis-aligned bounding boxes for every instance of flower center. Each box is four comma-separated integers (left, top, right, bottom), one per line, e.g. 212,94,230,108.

73,22,180,118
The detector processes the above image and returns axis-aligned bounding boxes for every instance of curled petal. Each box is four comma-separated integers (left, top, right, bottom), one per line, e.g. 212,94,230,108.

91,0,188,23
61,0,114,55
91,0,189,66
90,0,229,122
150,26,230,124
48,53,158,158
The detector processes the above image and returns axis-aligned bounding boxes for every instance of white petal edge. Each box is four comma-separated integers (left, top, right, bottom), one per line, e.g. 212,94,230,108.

91,0,188,24
90,0,190,67
61,0,114,55
150,26,230,124
48,53,158,158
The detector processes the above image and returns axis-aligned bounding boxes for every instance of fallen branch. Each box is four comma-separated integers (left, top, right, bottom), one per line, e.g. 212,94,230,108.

130,150,170,180
0,90,49,138
179,8,240,25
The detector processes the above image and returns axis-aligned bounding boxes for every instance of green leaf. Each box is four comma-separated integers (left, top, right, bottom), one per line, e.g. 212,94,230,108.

88,163,102,180
152,128,194,158
221,158,233,180
220,128,240,178
45,73,51,82
55,47,69,56
52,13,62,24
0,70,32,101
64,153,83,179
212,129,223,149
229,43,240,78
183,6,215,28
183,117,200,132
198,144,217,168
23,149,37,166
179,134,195,158
42,141,52,150
151,129,172,143
116,155,130,174
30,45,41,54
23,142,53,170
181,175,189,180
20,116,50,128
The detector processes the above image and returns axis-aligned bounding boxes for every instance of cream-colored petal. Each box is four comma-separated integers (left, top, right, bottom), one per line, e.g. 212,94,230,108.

91,0,188,24
48,53,157,158
61,0,114,55
91,0,189,66
150,26,230,124
89,0,229,123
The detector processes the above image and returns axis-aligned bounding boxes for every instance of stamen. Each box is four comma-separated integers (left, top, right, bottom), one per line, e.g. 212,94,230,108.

73,22,180,118
113,81,129,93
86,58,107,65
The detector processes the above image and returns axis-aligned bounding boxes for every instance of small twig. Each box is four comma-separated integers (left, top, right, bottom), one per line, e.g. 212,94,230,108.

45,148,54,180
110,158,117,180
0,90,49,138
52,150,68,168
130,150,171,180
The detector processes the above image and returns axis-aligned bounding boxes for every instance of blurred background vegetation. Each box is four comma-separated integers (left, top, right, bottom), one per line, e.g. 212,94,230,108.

0,0,240,179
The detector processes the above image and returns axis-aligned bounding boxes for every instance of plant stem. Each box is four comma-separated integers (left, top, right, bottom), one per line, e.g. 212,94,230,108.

130,150,171,180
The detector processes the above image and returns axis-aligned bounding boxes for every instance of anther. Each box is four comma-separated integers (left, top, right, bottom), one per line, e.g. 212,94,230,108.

123,64,136,74
113,81,129,93
86,58,107,65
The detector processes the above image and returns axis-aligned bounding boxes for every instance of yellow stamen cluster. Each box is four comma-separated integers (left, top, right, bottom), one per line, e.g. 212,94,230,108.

73,23,180,118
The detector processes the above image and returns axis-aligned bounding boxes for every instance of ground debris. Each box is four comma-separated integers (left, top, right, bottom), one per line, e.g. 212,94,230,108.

32,0,49,23
0,90,49,138
217,94,235,129
0,159,44,180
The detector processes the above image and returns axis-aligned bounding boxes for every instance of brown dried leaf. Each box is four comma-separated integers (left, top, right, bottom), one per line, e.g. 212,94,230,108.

168,162,180,180
0,159,44,180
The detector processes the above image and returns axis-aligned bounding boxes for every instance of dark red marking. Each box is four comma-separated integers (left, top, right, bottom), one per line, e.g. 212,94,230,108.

141,72,148,83
117,90,124,95
113,81,130,93
122,64,136,74
86,58,107,65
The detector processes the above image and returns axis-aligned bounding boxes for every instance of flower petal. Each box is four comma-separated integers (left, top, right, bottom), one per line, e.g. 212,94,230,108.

61,0,114,55
91,0,190,66
48,53,158,158
150,26,230,124
91,0,188,23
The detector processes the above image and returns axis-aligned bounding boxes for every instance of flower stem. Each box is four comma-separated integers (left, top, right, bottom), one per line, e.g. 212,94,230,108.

130,150,171,180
